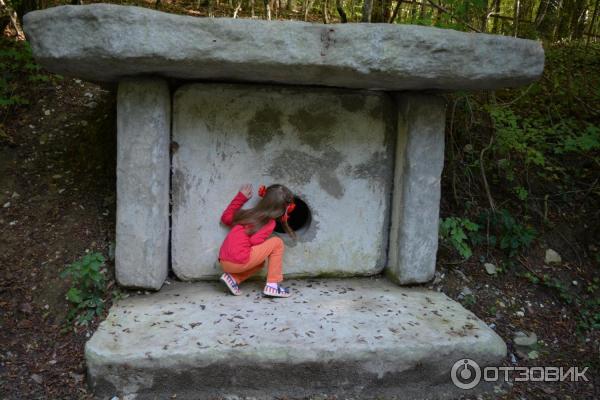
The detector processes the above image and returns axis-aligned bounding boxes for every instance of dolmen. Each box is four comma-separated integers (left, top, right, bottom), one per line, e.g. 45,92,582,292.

24,4,544,399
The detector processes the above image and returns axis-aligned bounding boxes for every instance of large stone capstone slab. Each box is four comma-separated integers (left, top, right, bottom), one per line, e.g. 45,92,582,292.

171,83,394,280
85,278,507,399
23,4,544,91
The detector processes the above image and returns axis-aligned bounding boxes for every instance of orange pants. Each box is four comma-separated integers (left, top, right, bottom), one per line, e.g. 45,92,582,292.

219,237,284,284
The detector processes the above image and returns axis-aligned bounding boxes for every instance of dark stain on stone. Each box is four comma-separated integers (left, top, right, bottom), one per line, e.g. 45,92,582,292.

191,104,218,132
267,147,345,199
171,168,190,211
288,108,336,151
247,107,284,151
379,93,398,150
318,172,344,199
352,151,389,184
369,101,385,121
339,94,366,113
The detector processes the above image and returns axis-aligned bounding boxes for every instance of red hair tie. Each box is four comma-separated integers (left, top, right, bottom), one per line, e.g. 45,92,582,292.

258,185,267,197
281,202,296,223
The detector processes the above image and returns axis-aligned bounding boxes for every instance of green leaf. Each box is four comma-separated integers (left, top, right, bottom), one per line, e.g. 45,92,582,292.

66,287,83,304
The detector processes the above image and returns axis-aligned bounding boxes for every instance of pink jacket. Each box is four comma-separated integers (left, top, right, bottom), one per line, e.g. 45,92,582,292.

218,191,276,264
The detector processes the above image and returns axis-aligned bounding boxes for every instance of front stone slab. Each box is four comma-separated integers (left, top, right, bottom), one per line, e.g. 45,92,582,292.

171,83,395,280
86,278,506,399
115,78,170,290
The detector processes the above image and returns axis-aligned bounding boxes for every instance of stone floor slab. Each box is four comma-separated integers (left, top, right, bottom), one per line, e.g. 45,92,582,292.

86,278,506,399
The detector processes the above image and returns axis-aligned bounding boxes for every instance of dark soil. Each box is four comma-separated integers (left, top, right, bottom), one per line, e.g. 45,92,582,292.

0,77,117,399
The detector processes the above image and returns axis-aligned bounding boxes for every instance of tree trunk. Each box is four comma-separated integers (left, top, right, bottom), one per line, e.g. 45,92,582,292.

304,0,315,20
480,0,488,32
410,0,418,22
552,0,563,41
371,0,391,22
0,0,24,38
336,0,348,22
362,0,373,22
534,0,549,28
389,0,402,23
492,0,501,33
264,0,271,19
418,0,426,21
587,0,600,45
513,0,520,36
322,0,329,22
233,0,243,17
569,0,588,39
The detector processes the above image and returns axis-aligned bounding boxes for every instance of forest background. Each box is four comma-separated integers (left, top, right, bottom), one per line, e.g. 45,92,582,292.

0,0,599,398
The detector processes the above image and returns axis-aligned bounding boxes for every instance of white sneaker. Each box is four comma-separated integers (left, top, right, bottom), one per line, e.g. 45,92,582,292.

220,273,241,296
263,284,291,298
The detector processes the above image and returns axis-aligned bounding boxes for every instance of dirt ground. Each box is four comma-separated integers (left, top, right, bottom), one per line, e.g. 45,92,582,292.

0,74,598,399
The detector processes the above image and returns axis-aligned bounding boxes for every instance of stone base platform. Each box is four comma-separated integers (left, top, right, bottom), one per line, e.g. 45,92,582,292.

85,278,506,399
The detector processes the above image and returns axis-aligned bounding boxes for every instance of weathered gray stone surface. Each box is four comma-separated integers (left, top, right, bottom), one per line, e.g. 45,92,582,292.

387,94,446,284
24,4,543,91
115,78,170,290
85,278,507,399
171,83,394,280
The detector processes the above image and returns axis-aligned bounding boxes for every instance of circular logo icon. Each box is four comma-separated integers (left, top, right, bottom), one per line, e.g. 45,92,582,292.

451,358,481,390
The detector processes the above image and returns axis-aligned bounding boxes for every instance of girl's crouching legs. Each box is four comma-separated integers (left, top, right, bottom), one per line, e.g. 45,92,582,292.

265,236,285,283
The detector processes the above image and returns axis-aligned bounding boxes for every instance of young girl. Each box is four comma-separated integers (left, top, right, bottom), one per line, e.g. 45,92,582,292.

218,183,296,298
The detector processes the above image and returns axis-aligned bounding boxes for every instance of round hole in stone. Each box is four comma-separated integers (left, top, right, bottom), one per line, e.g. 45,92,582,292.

275,197,311,234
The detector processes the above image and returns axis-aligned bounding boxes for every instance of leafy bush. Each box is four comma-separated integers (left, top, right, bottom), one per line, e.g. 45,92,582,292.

578,298,600,333
439,217,479,259
0,36,60,114
470,209,536,258
60,252,108,325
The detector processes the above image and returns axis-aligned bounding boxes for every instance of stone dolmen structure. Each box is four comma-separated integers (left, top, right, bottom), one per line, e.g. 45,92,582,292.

24,4,544,399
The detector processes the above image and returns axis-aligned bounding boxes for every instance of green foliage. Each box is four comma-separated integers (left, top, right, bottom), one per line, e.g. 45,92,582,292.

489,107,547,166
0,37,58,112
60,252,108,325
461,293,476,307
577,298,600,333
540,274,573,303
439,217,479,259
471,209,536,258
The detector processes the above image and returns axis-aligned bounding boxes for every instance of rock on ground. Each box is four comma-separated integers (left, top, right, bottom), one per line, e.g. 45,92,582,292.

545,248,562,264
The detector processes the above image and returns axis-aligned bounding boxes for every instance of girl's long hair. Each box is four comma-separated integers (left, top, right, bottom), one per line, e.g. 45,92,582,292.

232,184,296,238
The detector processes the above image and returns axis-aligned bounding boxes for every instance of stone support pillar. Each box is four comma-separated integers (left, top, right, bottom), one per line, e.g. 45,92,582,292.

387,94,446,284
115,78,170,290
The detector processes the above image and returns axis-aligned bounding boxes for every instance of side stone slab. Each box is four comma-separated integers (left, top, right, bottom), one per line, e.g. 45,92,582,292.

387,94,446,284
23,4,544,91
115,78,170,290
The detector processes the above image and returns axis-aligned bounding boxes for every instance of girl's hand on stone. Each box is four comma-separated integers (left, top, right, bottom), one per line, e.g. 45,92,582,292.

240,184,253,199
